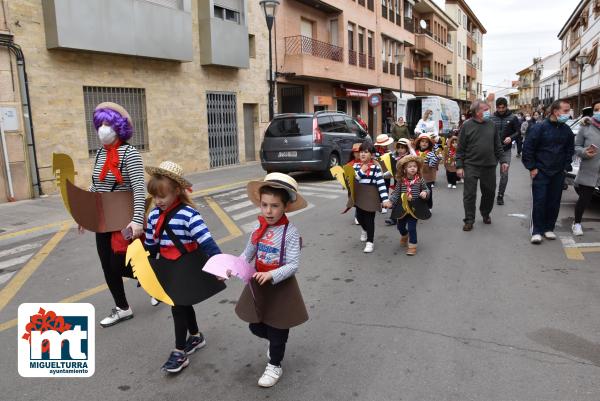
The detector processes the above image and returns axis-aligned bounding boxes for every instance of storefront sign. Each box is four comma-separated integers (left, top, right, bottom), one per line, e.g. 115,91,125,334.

346,88,369,98
367,88,382,95
313,96,333,106
368,94,382,108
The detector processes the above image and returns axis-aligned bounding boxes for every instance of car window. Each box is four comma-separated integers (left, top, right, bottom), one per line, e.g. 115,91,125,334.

330,115,348,133
318,116,333,132
265,117,312,137
345,117,363,135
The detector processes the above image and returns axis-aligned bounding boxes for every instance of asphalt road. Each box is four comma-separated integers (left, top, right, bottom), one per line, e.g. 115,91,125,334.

1,156,600,401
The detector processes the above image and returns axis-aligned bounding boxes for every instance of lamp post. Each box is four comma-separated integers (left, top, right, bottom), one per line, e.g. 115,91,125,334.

395,52,405,98
260,0,280,121
576,53,588,117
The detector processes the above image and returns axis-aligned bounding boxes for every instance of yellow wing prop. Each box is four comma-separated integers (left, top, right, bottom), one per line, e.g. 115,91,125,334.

52,153,77,213
343,164,356,202
125,239,175,306
330,166,347,190
380,153,392,174
401,193,417,219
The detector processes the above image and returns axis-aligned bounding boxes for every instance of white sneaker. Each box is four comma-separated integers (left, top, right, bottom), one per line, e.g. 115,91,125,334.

431,184,435,188
543,231,557,240
572,223,583,236
452,185,457,189
448,184,452,188
258,363,282,388
530,234,543,244
360,230,367,242
100,306,133,327
363,242,374,253
354,218,360,225
381,208,388,214
150,297,160,306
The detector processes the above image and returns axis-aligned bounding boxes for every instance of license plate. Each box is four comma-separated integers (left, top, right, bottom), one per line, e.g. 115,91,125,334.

278,151,297,158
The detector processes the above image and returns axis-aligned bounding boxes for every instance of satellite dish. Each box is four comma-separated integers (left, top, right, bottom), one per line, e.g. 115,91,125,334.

419,20,427,29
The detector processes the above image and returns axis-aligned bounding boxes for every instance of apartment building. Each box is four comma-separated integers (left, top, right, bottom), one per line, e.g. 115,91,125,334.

557,0,600,115
275,0,461,134
0,0,269,202
444,0,485,112
516,52,560,114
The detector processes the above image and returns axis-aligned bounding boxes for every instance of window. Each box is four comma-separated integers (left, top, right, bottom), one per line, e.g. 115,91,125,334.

368,31,373,56
83,86,148,156
358,27,365,54
367,0,374,12
214,6,240,24
143,0,181,9
248,34,256,58
382,0,387,18
348,23,354,50
463,15,467,27
458,41,461,56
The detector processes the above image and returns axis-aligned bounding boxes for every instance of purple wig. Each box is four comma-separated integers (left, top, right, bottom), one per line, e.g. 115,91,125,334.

93,108,134,141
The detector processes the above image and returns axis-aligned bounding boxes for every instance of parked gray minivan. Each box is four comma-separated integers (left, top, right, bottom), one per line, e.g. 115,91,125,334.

260,111,370,175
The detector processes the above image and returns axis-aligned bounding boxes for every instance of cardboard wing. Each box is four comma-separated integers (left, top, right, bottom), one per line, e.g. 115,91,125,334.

380,153,393,175
126,240,175,306
66,180,133,233
342,164,356,202
330,166,347,190
52,153,77,213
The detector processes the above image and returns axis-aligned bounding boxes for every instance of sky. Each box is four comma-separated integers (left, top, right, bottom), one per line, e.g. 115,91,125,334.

432,0,581,92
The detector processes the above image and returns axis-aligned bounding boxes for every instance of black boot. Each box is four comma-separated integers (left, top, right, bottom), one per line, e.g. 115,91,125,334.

496,195,504,205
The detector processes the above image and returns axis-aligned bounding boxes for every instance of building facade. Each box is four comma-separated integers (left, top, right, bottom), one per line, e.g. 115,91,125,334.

516,52,560,114
558,0,600,115
0,0,269,202
273,0,482,134
444,0,485,112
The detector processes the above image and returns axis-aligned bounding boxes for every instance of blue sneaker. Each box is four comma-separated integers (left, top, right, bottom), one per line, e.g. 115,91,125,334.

161,351,189,373
183,333,206,355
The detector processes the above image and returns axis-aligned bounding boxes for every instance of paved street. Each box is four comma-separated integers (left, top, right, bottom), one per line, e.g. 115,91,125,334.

1,158,600,400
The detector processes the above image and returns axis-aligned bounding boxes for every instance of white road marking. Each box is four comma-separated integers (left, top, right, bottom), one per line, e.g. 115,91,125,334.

300,184,345,194
0,242,42,259
0,253,34,271
241,221,258,233
212,188,246,198
507,213,528,219
230,193,249,201
239,203,316,232
301,191,339,199
288,203,315,216
232,208,260,221
0,271,16,285
223,200,253,212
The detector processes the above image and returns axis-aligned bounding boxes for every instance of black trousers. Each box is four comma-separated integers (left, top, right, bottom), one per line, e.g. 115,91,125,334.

95,232,129,309
172,305,199,350
426,182,434,209
463,165,496,224
355,207,376,242
249,322,289,366
516,135,523,155
574,185,595,224
446,171,458,186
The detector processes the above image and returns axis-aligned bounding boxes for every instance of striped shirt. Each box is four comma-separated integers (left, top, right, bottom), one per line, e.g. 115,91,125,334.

241,222,301,285
90,144,146,225
389,176,430,205
352,162,389,201
145,205,221,258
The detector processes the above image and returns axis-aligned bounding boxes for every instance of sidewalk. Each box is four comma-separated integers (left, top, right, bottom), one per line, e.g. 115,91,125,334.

0,162,264,236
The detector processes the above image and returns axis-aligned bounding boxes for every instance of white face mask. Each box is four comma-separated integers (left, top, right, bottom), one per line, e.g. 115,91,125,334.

98,125,117,145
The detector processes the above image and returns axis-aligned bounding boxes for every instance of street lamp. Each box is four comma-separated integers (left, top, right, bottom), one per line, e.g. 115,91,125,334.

395,51,405,98
576,53,589,117
260,0,280,121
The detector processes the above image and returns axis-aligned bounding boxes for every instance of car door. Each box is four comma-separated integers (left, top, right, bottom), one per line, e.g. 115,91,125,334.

328,115,352,163
345,117,368,150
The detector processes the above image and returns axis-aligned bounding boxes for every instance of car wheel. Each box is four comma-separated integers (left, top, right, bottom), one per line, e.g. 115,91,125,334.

322,153,340,179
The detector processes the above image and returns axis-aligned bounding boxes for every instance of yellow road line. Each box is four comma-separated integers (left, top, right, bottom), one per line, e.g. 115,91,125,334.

0,222,72,313
0,220,71,242
564,246,600,261
205,196,243,238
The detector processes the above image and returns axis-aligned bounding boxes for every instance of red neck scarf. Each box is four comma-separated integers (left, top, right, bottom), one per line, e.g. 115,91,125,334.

251,214,289,245
403,175,420,197
359,161,375,176
99,140,124,184
448,147,456,157
153,200,182,239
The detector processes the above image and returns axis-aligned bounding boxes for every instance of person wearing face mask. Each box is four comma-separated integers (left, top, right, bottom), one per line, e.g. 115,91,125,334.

571,99,600,236
86,102,147,327
414,109,439,138
455,101,505,231
490,97,521,205
522,100,575,244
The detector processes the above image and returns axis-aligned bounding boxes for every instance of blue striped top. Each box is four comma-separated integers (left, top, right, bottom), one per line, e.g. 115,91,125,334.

145,205,221,258
352,162,389,201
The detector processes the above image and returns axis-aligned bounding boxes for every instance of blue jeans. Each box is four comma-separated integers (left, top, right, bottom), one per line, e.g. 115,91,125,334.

531,170,565,235
397,214,418,244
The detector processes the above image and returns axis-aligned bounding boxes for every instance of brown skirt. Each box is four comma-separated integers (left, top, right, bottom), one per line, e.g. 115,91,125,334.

444,162,457,173
354,183,382,212
235,276,308,330
422,164,438,183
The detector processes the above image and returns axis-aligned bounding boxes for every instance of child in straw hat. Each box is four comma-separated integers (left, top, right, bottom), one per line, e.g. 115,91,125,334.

390,155,430,255
144,161,224,374
415,133,442,209
235,173,309,388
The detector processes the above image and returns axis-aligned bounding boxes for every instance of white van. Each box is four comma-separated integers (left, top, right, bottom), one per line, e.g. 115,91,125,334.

399,96,460,138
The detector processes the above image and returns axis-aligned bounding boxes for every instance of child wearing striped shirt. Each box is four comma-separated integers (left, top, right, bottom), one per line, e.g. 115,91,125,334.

144,161,222,374
353,142,392,253
415,133,442,209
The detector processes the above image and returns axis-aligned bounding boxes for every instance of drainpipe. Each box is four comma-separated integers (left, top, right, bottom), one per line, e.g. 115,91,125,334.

0,116,14,200
0,33,43,197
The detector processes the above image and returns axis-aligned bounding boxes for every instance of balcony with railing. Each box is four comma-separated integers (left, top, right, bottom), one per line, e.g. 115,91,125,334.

359,53,367,68
383,60,388,73
414,70,453,97
285,35,343,62
414,30,452,59
404,17,415,33
348,49,357,65
368,55,375,70
404,68,415,79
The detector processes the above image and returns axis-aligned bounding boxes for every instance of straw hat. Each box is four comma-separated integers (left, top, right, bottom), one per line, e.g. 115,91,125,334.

95,102,132,125
447,136,458,145
375,134,394,147
416,133,435,146
396,155,424,176
247,173,307,212
396,138,412,147
145,161,192,189
351,143,362,152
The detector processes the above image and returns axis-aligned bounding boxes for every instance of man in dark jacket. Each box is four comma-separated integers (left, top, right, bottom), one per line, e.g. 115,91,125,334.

522,100,574,244
490,97,521,205
456,100,507,231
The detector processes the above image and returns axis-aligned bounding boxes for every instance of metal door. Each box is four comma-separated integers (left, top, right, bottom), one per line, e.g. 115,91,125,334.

243,104,256,161
207,92,239,168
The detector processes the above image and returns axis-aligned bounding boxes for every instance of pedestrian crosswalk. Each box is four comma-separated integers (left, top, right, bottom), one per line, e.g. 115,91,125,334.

0,241,43,287
211,180,344,233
